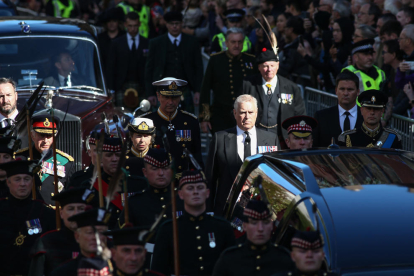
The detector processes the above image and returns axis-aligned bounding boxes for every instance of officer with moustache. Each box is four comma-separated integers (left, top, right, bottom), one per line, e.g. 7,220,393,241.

15,113,75,206
140,78,203,178
282,116,318,149
338,90,401,148
152,170,235,276
0,160,56,276
29,187,94,276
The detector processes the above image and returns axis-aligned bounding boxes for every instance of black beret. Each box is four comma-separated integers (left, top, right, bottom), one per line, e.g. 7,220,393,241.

164,11,183,22
358,90,388,108
0,160,40,177
51,187,94,207
242,199,272,222
104,226,148,246
68,208,111,228
256,49,279,64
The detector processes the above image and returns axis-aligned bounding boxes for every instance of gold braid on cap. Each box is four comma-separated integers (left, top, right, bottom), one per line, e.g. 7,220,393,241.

254,15,278,56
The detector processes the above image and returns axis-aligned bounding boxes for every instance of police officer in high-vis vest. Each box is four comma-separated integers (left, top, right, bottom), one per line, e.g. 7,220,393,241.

338,90,401,149
342,39,393,126
116,0,154,39
45,0,79,18
211,9,252,54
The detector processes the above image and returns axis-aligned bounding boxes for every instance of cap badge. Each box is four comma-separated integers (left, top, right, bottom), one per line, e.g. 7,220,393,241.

138,121,149,131
371,96,376,103
299,120,306,126
169,81,178,90
43,118,50,127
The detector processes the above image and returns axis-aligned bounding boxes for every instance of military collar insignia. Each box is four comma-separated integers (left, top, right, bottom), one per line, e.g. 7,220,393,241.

250,244,267,251
151,186,168,194
131,147,148,158
188,213,204,222
362,123,381,137
157,108,178,122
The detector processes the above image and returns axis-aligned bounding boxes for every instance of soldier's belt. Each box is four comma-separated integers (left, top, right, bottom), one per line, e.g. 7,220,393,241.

259,123,278,128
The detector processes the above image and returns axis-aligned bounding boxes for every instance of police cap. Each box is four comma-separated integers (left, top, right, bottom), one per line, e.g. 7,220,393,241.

351,38,375,55
223,9,245,22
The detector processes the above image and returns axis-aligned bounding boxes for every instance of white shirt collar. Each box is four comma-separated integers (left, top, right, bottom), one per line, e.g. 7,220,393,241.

338,104,357,117
127,33,139,49
168,33,182,45
0,108,18,121
261,77,278,94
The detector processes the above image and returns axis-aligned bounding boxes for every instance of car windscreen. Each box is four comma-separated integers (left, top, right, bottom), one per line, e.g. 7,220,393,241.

0,36,104,93
278,152,414,187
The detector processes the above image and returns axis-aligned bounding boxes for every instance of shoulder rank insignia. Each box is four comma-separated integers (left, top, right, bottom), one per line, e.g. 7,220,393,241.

180,110,197,120
15,147,29,154
210,51,225,57
384,127,402,141
56,149,74,162
338,129,357,142
242,52,255,57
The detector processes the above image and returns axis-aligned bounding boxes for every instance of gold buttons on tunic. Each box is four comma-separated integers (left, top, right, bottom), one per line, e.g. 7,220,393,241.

178,166,182,169
162,205,166,209
230,75,233,78
199,257,203,261
200,266,204,270
256,266,260,271
126,166,130,169
163,214,167,218
231,92,234,95
160,197,164,201
126,156,129,159
182,155,185,158
51,193,54,196
256,255,261,259
184,122,187,125
196,226,200,230
197,246,202,250
182,144,186,147
197,236,201,240
232,97,235,100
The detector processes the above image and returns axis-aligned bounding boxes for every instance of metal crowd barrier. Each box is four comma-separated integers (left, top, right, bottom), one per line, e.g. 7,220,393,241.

302,85,414,151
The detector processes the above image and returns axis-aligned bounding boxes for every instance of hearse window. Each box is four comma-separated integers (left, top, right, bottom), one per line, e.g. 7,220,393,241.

0,44,18,54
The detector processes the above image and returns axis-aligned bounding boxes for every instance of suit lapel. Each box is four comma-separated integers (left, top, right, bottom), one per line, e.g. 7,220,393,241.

333,106,342,135
356,107,363,128
256,129,268,146
254,75,266,112
225,127,241,165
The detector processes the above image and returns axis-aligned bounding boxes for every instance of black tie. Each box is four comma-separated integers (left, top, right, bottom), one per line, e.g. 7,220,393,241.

131,37,136,51
244,131,251,160
344,111,351,131
64,77,68,86
174,39,178,47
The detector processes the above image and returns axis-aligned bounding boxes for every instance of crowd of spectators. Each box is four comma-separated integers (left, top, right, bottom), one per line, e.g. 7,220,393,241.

9,0,414,119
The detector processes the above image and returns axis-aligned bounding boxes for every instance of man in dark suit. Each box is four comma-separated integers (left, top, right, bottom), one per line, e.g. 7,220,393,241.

107,12,149,107
145,11,203,110
43,50,85,88
313,72,364,147
242,49,306,149
206,94,278,216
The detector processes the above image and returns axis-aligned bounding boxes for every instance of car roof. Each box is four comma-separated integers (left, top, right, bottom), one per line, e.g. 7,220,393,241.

0,17,96,38
320,185,414,271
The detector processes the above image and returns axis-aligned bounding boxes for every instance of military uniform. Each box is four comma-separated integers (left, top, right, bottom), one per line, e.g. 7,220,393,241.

50,254,85,276
141,109,203,177
200,51,256,133
338,124,401,149
0,197,56,275
213,241,294,276
152,211,236,276
272,269,337,276
29,225,80,276
15,146,75,205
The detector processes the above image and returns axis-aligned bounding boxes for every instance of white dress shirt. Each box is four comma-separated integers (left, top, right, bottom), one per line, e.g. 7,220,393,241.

127,33,140,50
236,126,257,161
261,77,278,96
338,104,358,131
0,109,18,127
168,33,182,46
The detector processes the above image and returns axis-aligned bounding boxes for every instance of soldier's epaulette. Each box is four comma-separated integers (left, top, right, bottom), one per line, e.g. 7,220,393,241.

130,189,147,197
180,110,198,120
56,149,74,162
40,229,59,238
384,127,402,141
210,51,225,57
222,243,244,254
338,129,357,142
138,111,152,118
0,197,8,201
15,147,29,154
242,52,255,57
210,214,229,223
273,243,291,254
